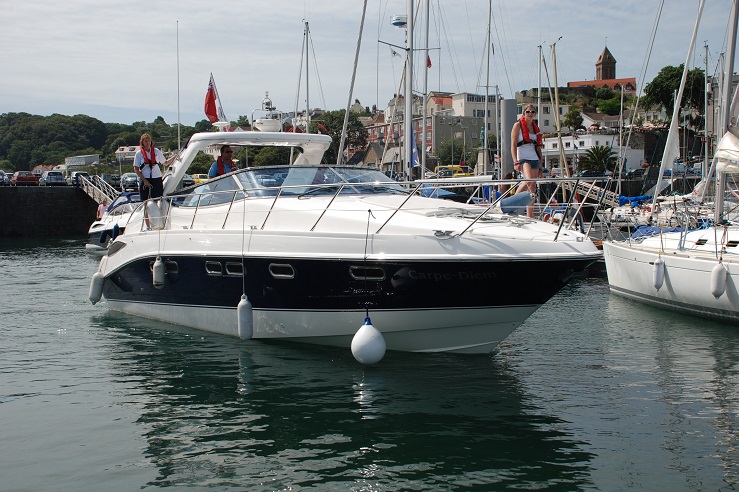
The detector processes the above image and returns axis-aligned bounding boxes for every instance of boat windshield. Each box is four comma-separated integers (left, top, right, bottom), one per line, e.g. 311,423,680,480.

235,166,407,196
109,192,140,210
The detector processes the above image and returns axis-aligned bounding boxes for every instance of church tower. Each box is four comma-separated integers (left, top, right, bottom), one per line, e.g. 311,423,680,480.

596,47,616,80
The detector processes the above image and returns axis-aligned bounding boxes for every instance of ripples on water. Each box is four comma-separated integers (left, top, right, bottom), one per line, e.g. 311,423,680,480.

1,238,738,491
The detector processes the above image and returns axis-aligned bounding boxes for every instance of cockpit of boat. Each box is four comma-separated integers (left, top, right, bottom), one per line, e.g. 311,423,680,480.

169,165,409,208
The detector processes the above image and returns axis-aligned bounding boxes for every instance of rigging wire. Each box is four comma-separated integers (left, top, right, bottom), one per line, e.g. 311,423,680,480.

308,31,327,110
491,0,516,97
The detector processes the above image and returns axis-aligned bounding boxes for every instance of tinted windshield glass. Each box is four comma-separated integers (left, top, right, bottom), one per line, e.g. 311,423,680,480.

235,166,404,196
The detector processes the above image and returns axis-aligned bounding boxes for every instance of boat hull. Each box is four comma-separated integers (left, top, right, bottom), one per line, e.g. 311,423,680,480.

101,254,592,353
603,239,739,323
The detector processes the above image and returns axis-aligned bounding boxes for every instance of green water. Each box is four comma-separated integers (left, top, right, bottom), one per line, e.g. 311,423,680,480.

1,238,738,491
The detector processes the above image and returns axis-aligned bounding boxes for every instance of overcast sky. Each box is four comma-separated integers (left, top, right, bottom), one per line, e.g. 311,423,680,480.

0,0,735,126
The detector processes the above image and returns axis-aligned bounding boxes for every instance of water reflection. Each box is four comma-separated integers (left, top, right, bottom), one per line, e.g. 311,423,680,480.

93,313,595,489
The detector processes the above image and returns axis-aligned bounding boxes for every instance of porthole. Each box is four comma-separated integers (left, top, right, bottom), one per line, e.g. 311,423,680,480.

205,261,223,275
225,262,244,276
349,266,385,281
269,263,295,279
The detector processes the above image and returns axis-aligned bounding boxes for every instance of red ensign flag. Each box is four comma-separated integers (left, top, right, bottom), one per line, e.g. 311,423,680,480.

204,75,218,123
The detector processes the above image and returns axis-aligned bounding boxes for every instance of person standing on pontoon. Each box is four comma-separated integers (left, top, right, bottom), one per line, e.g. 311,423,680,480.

96,198,108,220
510,104,543,218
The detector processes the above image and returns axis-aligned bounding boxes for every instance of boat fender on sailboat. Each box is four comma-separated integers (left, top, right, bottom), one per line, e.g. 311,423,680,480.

652,256,665,290
351,317,386,365
237,294,253,340
710,262,728,298
89,271,104,304
153,256,165,289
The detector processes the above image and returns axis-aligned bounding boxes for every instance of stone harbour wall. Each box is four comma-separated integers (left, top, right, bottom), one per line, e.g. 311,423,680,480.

0,186,97,237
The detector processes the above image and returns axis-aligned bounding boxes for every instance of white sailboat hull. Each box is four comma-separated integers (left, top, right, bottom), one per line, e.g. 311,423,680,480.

603,234,739,322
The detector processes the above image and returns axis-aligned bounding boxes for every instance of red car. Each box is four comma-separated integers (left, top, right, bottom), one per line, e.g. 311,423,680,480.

10,171,40,186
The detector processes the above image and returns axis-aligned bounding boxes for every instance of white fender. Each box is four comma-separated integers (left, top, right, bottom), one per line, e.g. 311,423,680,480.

153,256,165,289
88,272,105,304
710,262,728,298
652,256,665,290
351,317,386,364
237,294,253,340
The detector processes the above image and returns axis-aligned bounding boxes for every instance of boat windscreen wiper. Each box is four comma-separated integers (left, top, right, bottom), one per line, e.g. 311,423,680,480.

297,185,340,198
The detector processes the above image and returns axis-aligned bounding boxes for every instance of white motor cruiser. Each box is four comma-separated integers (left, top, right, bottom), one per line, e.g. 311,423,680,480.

90,131,600,355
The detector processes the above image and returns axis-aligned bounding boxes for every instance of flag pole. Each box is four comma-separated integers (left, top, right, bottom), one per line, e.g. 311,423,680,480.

210,74,229,131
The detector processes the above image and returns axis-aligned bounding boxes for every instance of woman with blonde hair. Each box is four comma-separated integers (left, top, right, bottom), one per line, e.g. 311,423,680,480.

510,104,543,217
133,133,165,201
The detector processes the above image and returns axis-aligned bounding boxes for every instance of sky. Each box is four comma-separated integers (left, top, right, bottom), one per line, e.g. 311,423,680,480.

0,0,736,127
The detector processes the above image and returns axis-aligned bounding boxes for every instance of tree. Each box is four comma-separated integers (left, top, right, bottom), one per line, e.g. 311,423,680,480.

232,115,251,129
594,87,614,100
437,138,474,166
597,97,622,116
578,145,616,172
643,64,705,117
310,110,367,163
251,146,292,167
563,107,583,132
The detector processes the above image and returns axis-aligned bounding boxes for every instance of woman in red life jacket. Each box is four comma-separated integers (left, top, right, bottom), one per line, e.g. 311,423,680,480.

208,146,239,177
133,133,165,200
510,104,543,218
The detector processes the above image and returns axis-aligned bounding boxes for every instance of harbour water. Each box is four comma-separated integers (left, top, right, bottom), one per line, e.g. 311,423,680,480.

1,237,738,491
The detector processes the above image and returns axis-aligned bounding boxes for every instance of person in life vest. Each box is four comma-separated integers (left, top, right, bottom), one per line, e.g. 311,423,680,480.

510,103,544,218
133,133,165,201
208,146,239,177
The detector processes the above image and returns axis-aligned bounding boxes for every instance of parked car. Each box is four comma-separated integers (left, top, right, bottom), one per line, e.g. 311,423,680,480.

39,170,66,186
66,171,90,186
121,172,139,191
181,174,195,187
10,171,39,186
192,174,209,184
0,170,9,186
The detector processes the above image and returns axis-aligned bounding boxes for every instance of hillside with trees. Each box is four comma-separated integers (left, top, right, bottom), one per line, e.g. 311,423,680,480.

0,109,366,174
0,112,216,173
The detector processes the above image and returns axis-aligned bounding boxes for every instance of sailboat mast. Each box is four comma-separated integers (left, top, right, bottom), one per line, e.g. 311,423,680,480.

551,41,567,174
653,0,705,205
337,0,369,165
537,45,542,131
404,0,414,179
722,3,738,137
538,44,543,168
305,21,310,130
176,21,181,149
483,0,492,175
716,0,738,222
422,0,430,175
704,41,709,177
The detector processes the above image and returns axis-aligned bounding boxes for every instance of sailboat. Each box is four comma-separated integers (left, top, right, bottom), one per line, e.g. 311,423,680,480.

602,0,739,323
